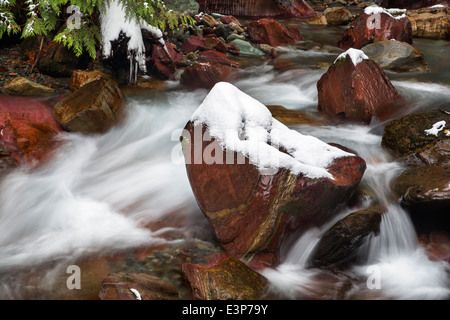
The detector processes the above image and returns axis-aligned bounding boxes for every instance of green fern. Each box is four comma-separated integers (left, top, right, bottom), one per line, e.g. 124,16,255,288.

0,0,195,59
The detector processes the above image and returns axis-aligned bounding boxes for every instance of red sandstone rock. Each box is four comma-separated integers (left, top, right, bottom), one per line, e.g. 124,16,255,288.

180,35,206,54
181,254,267,300
148,41,183,79
180,62,235,89
195,0,315,18
198,50,239,67
0,96,62,171
247,18,303,47
317,51,403,123
181,121,366,267
337,11,413,50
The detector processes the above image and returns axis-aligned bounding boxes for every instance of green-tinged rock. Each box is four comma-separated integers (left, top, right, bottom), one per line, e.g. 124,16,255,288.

181,254,267,300
231,39,265,56
1,76,55,95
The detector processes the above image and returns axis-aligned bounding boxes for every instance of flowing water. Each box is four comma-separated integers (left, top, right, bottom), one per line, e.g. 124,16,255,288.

0,21,449,300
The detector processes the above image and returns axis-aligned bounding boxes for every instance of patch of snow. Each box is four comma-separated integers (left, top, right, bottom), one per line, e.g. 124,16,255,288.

191,82,354,179
364,5,407,20
335,48,369,66
424,120,446,136
130,288,142,300
429,4,445,8
100,0,165,71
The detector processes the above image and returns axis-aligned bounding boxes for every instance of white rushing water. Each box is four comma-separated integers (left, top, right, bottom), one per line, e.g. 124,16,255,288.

0,55,449,299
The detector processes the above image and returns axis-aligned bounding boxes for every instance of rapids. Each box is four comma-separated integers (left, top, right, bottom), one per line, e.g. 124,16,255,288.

0,21,449,300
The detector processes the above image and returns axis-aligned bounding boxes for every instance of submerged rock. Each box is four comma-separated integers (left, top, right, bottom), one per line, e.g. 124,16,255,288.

181,82,366,267
337,6,413,50
361,40,430,72
0,95,62,171
53,78,123,134
182,254,267,300
98,273,179,300
317,48,403,123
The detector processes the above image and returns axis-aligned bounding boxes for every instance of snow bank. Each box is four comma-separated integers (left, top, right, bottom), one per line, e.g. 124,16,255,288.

100,0,165,71
191,82,353,179
335,48,369,66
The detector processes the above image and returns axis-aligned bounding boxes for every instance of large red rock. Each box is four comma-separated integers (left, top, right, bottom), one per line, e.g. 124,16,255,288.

317,49,403,123
0,95,62,171
180,35,206,54
246,18,303,47
181,83,366,268
195,0,315,19
337,9,413,50
180,62,235,89
181,254,267,300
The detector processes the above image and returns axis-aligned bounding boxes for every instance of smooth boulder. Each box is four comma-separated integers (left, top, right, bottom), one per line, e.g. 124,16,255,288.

317,48,403,123
246,18,303,47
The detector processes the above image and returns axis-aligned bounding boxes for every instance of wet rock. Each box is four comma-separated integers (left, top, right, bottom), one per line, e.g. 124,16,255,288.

148,42,184,80
419,232,450,263
310,207,384,268
307,15,328,25
181,254,267,300
267,105,324,125
407,6,450,39
181,83,367,267
1,76,55,95
69,69,118,91
204,37,228,53
361,40,430,72
404,140,450,167
198,50,239,68
179,62,235,89
214,24,234,40
393,165,450,208
247,18,303,47
200,14,219,28
324,6,353,25
220,15,242,26
230,39,265,56
381,109,450,159
195,0,315,19
98,273,179,300
337,9,413,50
53,78,123,134
317,49,404,123
0,95,62,171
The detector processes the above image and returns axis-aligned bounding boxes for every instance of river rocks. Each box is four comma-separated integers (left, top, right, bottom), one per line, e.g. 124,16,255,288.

230,39,265,56
1,76,55,95
181,254,267,300
53,78,123,133
195,0,315,19
317,48,403,123
337,6,413,50
180,62,235,89
181,35,206,53
246,18,303,47
181,82,366,267
393,165,450,208
310,207,384,268
361,40,430,72
407,6,450,39
0,95,62,171
148,41,184,80
69,69,118,91
324,6,353,25
381,109,450,160
98,273,179,300
267,105,325,125
307,15,328,25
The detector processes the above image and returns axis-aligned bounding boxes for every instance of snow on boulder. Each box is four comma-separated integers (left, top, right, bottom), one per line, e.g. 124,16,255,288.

181,82,366,268
337,5,412,50
317,48,403,123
